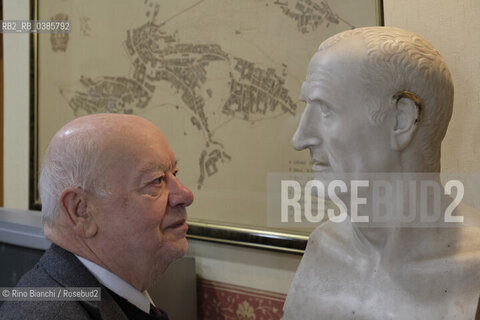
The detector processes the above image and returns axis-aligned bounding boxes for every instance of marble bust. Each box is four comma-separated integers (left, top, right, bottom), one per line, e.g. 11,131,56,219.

282,27,480,319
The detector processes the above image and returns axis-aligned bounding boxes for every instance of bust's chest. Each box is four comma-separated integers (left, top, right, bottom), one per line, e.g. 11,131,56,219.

283,243,480,320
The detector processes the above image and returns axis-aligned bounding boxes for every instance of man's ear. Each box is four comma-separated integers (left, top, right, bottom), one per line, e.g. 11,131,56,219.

59,187,98,238
390,91,422,151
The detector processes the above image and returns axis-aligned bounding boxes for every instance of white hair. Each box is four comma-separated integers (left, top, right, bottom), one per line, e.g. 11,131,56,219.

39,129,107,226
318,27,454,171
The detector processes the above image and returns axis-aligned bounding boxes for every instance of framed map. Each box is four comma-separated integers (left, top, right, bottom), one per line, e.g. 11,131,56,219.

30,0,383,253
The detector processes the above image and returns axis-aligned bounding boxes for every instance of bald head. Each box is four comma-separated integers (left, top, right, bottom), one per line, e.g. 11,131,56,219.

39,114,168,226
49,113,163,145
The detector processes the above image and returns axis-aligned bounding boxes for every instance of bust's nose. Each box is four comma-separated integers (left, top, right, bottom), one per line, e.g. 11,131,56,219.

292,103,323,151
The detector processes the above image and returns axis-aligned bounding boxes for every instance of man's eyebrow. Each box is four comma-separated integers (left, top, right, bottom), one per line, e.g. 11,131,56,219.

138,160,178,176
171,160,179,171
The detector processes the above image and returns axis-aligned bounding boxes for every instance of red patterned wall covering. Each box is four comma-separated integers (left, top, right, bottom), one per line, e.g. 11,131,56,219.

197,278,286,320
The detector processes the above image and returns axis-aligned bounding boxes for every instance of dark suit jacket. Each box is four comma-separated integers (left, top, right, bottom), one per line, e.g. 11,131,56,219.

0,244,128,320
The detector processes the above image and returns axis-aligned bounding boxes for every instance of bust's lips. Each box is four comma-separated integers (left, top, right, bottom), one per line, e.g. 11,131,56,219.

312,161,330,172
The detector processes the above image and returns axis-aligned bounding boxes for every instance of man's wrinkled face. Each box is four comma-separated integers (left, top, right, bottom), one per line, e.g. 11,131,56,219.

91,124,194,277
292,37,395,176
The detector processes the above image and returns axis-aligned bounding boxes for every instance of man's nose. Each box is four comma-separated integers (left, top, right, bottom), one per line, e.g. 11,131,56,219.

167,175,194,207
291,104,322,150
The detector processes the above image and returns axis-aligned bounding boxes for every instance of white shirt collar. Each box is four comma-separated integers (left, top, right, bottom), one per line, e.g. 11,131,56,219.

75,255,154,313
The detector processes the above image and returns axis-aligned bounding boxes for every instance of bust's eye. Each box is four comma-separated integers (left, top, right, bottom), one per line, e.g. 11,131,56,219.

309,99,331,117
319,103,331,116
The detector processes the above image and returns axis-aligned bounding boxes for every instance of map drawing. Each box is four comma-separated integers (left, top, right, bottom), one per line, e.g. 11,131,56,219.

273,0,344,33
60,1,301,189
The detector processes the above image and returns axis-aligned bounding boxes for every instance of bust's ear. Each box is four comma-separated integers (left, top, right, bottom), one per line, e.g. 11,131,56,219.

59,187,98,238
390,91,422,151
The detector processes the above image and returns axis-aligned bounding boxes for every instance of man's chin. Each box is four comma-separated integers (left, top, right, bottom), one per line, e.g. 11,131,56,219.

170,237,188,258
179,237,188,255
156,238,188,274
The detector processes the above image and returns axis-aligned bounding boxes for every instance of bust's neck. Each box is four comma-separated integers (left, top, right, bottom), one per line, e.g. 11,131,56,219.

347,172,447,255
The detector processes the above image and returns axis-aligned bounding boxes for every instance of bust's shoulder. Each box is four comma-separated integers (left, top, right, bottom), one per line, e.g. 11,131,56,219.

304,220,358,264
308,220,353,247
434,202,480,254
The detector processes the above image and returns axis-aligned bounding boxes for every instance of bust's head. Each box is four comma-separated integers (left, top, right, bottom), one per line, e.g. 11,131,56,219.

292,27,453,173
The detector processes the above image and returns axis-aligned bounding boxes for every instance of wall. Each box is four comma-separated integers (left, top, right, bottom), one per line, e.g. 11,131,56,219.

3,0,30,210
3,0,480,319
189,240,299,319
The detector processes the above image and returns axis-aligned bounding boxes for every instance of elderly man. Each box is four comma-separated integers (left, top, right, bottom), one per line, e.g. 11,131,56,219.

0,114,193,319
282,27,480,319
